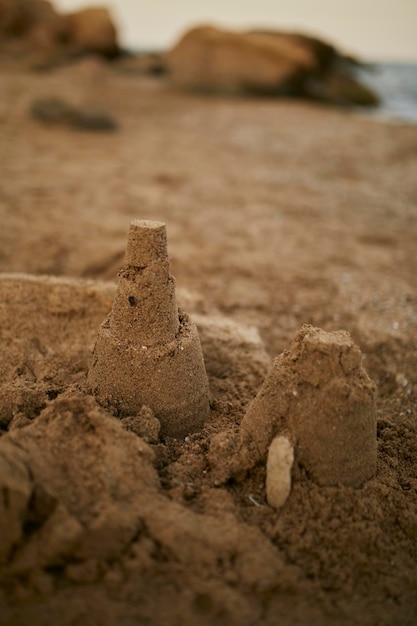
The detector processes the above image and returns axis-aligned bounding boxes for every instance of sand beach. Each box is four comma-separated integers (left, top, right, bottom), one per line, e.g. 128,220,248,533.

0,49,417,625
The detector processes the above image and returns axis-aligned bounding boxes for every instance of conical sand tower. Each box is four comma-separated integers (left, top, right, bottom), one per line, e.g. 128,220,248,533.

88,220,210,438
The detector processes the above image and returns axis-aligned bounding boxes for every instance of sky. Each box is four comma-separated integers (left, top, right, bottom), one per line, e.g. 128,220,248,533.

54,0,417,61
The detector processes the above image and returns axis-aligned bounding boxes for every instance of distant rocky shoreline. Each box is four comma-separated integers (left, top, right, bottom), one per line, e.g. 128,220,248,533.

0,1,379,107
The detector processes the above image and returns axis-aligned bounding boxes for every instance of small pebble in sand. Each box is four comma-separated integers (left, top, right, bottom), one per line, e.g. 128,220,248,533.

266,435,294,509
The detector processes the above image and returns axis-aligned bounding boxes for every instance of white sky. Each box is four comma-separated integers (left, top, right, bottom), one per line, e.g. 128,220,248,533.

54,0,417,60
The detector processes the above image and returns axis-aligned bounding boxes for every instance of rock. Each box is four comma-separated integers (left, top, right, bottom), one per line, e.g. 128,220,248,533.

0,0,66,53
167,25,379,106
235,324,377,487
30,97,118,131
69,105,118,131
25,0,66,54
167,25,317,96
30,96,73,124
0,0,54,36
64,6,119,59
0,1,120,62
251,30,339,75
265,435,294,508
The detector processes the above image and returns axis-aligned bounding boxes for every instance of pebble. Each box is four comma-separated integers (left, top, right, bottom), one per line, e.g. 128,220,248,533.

266,435,294,509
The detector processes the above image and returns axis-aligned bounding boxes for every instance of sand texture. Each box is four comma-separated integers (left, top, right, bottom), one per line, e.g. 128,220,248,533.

0,59,417,626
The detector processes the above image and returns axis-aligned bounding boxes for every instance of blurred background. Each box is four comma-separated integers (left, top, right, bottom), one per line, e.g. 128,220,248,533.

49,0,417,123
53,0,417,61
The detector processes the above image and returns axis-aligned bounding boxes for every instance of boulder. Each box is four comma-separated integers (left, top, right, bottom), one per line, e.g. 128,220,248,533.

0,1,120,62
167,25,318,96
167,25,379,106
0,0,67,59
251,30,340,75
0,0,64,38
64,6,119,58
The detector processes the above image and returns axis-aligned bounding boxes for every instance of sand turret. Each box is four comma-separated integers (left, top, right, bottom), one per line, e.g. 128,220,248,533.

87,220,210,438
234,325,377,499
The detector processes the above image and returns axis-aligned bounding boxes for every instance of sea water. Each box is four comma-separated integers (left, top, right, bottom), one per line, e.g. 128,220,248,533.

357,62,417,124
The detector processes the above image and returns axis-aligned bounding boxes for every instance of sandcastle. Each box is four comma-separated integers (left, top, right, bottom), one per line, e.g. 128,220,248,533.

235,325,377,505
88,220,377,500
208,324,377,506
87,220,210,438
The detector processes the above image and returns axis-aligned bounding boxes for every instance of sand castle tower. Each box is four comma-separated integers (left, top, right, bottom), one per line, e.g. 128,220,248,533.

88,220,210,438
234,325,376,504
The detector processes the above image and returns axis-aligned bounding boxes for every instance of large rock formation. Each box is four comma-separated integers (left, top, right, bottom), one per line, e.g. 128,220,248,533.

0,0,66,52
167,25,379,106
64,6,119,59
0,0,120,61
167,26,317,96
